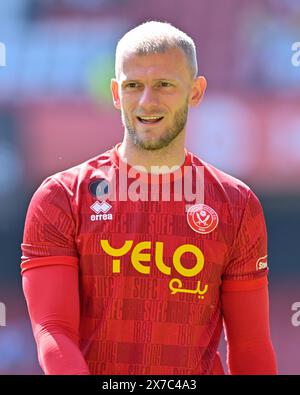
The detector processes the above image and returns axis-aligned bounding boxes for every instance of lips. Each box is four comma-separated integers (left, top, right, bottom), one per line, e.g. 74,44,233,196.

137,115,164,124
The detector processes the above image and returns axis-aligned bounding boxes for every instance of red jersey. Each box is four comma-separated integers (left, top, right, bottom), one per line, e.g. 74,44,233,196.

21,144,268,375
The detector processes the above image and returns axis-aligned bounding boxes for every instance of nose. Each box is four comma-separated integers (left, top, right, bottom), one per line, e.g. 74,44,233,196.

138,86,159,109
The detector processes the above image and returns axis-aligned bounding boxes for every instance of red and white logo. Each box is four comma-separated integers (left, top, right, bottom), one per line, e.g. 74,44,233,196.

187,204,219,234
256,255,268,271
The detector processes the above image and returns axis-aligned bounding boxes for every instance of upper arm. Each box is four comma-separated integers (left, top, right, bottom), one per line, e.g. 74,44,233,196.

220,188,272,337
223,188,269,291
21,176,78,273
220,189,277,373
21,176,80,339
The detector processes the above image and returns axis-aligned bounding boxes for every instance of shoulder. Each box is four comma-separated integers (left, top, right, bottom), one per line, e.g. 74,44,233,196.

35,147,115,198
190,152,256,206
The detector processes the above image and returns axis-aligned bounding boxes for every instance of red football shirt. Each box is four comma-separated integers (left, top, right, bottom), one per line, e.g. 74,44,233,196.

21,144,268,374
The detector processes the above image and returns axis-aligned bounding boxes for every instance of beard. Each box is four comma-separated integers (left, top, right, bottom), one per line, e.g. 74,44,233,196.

121,99,189,151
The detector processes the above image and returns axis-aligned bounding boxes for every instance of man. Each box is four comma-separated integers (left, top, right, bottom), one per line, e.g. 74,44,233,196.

21,21,277,375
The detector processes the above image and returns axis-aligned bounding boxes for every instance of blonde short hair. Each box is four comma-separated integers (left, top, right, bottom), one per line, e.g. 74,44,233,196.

115,21,198,79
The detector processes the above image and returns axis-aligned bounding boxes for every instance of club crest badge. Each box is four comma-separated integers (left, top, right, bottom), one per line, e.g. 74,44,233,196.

187,204,219,234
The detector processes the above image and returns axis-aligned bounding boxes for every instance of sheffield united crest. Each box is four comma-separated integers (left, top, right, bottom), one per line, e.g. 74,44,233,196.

187,204,219,234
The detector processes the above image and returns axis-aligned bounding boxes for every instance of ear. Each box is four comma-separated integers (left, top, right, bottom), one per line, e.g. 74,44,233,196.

111,78,121,110
189,76,207,107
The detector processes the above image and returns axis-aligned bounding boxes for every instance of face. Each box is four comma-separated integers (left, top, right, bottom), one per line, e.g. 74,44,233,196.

111,47,206,151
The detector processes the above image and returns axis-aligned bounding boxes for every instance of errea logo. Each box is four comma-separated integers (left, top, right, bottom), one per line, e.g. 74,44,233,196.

90,201,112,221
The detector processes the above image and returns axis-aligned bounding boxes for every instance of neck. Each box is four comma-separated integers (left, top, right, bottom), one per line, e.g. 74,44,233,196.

118,130,186,173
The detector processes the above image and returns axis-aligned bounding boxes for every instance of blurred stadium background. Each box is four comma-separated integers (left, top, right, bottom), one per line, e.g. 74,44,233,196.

0,0,300,374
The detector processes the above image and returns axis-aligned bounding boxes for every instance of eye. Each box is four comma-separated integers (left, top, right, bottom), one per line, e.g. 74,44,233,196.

125,82,140,89
158,81,172,87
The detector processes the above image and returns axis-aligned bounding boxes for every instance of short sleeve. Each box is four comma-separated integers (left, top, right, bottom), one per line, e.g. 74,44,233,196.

222,189,269,292
21,176,78,274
